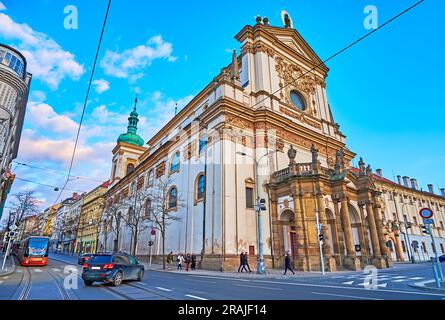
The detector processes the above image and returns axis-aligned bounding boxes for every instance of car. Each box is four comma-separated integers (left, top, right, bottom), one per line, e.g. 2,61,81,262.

439,255,445,263
78,253,95,265
81,253,144,286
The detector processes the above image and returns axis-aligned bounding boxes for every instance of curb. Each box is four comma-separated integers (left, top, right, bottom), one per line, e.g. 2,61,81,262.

0,255,16,277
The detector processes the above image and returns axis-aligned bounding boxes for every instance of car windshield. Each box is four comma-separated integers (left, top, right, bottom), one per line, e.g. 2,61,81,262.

28,238,48,256
89,255,112,264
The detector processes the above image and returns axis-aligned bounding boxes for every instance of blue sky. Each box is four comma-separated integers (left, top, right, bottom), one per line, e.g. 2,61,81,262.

0,0,444,217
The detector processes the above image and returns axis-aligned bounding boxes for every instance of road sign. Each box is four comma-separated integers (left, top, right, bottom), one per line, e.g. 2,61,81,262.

151,229,156,236
419,208,433,219
423,218,434,225
9,224,17,232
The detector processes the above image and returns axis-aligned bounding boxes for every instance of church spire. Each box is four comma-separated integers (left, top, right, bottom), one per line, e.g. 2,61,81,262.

117,95,145,147
231,49,240,86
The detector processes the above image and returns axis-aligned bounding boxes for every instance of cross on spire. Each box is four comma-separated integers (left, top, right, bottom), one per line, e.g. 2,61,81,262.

134,94,138,111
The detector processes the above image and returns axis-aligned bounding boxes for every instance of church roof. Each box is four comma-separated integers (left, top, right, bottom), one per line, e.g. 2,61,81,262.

117,97,144,147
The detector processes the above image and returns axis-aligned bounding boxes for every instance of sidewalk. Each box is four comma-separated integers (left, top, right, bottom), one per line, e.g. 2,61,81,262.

142,262,356,280
0,252,15,276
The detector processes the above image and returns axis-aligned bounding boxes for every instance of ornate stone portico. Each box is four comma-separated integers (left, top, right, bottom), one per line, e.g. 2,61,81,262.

268,147,392,271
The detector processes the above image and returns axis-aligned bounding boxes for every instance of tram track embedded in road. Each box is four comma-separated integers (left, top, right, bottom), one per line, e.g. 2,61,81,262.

46,268,72,300
17,267,31,300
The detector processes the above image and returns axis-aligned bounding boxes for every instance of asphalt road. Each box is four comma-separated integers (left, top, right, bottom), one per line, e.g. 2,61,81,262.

1,254,444,300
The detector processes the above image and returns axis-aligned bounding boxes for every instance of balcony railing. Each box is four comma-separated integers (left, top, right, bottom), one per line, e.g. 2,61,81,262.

270,163,333,183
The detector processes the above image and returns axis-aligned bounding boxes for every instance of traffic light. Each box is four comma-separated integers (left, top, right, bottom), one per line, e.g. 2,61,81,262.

421,225,429,235
319,234,324,242
259,198,267,211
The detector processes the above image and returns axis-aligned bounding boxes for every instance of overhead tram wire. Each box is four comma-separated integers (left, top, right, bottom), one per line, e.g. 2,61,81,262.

13,161,104,184
53,0,112,204
14,177,87,194
223,0,425,128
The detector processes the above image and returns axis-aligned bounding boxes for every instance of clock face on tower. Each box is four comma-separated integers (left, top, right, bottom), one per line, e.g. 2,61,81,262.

290,90,306,111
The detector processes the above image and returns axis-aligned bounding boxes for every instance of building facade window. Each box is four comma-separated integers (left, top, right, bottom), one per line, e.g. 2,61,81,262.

170,151,180,174
126,163,135,175
147,169,154,188
144,199,152,219
199,135,207,154
246,187,254,209
168,187,178,209
289,90,306,111
195,173,205,203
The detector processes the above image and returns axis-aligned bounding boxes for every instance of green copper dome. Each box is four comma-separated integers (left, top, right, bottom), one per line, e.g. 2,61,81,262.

117,98,144,147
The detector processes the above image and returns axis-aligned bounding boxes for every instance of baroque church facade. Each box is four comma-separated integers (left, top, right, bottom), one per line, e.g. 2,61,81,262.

99,16,445,271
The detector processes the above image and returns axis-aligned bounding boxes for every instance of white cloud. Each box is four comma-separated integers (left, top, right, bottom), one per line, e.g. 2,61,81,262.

0,12,84,89
27,101,78,135
100,35,177,81
93,79,110,94
0,2,6,11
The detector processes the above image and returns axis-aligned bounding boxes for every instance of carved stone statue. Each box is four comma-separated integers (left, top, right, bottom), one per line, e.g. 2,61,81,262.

334,148,345,175
358,157,366,176
311,144,318,164
283,14,291,28
288,145,297,167
366,164,372,177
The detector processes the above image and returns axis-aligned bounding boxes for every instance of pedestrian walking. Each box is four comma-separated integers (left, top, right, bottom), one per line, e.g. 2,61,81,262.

237,251,245,272
184,253,191,271
177,253,184,270
167,251,174,269
191,254,196,270
283,251,295,275
243,251,252,272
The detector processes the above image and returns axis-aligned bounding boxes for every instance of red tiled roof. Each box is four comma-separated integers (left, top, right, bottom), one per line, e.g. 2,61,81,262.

350,167,397,185
100,180,110,188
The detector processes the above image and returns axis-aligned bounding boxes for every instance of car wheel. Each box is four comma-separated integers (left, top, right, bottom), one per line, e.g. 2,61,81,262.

84,280,93,286
137,269,144,281
112,272,123,287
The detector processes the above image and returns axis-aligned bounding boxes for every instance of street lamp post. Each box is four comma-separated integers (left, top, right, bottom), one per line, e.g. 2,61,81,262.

400,202,415,264
237,150,275,275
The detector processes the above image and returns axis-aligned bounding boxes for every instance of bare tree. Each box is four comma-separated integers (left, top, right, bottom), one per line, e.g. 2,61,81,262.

121,185,151,255
149,176,183,269
102,197,124,253
10,191,39,227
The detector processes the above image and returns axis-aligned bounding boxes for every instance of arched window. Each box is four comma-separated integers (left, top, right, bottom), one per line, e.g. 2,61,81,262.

195,174,205,202
289,90,306,111
126,163,135,175
147,169,154,188
144,199,152,219
168,187,178,209
170,151,180,174
199,134,207,154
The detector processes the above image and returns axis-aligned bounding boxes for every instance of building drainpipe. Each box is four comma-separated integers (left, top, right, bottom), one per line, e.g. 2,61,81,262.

267,185,274,269
201,135,208,268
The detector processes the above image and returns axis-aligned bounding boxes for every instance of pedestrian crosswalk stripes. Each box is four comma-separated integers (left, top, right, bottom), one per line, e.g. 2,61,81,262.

331,273,425,288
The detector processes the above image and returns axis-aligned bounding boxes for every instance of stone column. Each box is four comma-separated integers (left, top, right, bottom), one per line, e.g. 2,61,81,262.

270,199,284,267
365,201,385,268
358,204,370,260
393,231,404,262
332,199,345,267
339,196,361,270
372,202,392,267
316,194,336,271
293,193,308,271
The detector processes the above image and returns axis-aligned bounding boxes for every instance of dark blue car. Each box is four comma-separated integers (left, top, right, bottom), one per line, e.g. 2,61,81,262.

439,255,445,263
82,253,144,286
